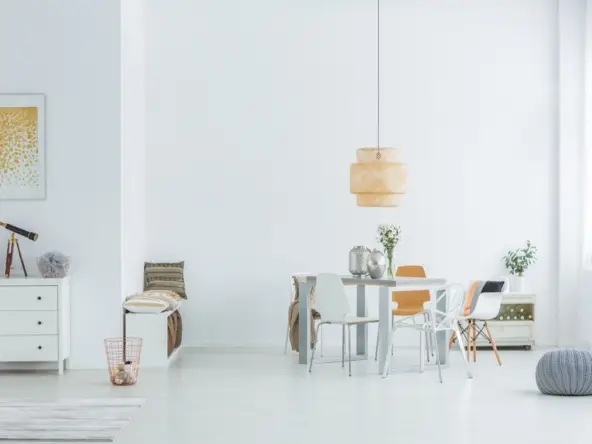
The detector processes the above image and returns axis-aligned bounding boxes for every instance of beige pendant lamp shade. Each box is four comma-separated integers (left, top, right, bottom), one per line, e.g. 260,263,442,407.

350,148,407,207
349,0,408,207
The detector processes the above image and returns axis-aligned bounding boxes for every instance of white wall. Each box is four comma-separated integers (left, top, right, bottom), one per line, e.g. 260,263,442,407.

0,0,123,368
121,0,146,298
145,0,558,347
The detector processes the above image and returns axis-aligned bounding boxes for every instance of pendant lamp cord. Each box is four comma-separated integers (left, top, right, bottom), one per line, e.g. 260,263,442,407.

376,0,381,160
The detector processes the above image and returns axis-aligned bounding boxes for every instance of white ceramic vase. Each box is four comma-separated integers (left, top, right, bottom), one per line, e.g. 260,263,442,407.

510,275,524,292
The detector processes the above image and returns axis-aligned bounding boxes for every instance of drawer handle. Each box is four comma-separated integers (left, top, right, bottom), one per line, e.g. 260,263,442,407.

37,296,42,301
37,321,42,325
37,346,42,350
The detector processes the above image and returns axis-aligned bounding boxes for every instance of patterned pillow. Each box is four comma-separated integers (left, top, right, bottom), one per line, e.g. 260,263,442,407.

123,297,169,313
144,289,183,303
126,290,181,311
463,280,505,316
144,261,186,299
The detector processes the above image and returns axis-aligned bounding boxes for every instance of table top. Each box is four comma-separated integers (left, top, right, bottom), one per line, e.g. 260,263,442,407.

295,273,447,288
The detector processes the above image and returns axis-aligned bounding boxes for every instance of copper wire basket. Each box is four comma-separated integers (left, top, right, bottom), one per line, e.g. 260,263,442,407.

104,337,142,386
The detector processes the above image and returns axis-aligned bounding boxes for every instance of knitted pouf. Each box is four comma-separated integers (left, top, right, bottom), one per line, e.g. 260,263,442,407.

536,349,592,396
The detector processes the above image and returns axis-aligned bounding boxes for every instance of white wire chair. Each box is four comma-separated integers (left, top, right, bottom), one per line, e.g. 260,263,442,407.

382,283,473,383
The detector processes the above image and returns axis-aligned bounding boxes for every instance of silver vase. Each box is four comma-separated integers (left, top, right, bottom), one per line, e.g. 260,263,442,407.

349,246,371,277
367,249,386,279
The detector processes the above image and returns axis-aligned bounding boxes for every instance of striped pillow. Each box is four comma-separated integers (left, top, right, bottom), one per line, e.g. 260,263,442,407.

463,280,505,316
126,290,181,311
123,297,169,313
144,261,187,299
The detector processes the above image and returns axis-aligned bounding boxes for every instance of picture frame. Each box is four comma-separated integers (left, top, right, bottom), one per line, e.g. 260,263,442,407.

0,94,45,199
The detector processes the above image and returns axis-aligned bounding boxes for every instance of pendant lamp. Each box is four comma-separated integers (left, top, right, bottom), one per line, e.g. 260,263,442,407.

350,0,407,207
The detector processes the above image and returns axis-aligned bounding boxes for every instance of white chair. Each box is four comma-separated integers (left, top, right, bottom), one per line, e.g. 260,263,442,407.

453,278,509,365
284,274,323,356
382,283,473,383
308,273,378,377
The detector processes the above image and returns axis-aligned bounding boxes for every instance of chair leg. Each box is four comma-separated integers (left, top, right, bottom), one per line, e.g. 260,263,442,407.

468,320,474,362
308,323,323,373
466,321,471,362
419,326,425,373
348,325,352,377
319,323,324,358
342,325,345,368
423,313,431,362
448,330,456,350
429,309,443,383
484,321,502,366
472,320,477,363
454,321,473,379
375,327,379,362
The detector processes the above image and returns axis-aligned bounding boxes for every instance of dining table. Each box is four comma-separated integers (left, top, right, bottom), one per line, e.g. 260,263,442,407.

294,274,449,375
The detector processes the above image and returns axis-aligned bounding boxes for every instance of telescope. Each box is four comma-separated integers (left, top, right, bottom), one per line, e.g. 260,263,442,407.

1,222,39,278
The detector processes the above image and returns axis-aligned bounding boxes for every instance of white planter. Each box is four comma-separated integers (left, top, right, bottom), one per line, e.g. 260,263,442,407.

510,275,524,292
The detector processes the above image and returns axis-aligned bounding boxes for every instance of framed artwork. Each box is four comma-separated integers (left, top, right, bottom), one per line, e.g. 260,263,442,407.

0,94,45,199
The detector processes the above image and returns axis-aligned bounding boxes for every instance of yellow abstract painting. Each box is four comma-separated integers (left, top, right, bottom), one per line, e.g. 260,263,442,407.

0,95,45,199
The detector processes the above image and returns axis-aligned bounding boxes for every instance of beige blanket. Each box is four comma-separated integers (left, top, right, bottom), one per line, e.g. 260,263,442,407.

287,279,319,351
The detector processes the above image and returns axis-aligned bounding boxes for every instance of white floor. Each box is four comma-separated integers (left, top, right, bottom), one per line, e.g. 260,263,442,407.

0,347,591,444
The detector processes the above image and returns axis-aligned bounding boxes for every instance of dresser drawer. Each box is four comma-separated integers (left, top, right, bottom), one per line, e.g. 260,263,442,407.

0,335,58,362
0,312,58,335
486,322,532,339
0,287,57,311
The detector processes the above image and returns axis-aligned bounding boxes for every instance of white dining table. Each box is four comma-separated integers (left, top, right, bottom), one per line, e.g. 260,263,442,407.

294,274,449,375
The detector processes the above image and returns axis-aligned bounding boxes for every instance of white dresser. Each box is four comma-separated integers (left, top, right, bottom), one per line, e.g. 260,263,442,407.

475,292,535,349
0,278,70,374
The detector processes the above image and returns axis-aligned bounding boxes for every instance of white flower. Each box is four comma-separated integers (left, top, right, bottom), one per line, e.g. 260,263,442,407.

377,224,401,254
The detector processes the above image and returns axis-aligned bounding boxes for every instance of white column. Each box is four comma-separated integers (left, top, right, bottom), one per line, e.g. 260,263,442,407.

121,0,146,301
579,1,592,348
557,0,586,346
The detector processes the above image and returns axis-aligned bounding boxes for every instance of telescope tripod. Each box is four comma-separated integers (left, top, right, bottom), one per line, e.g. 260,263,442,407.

4,233,28,278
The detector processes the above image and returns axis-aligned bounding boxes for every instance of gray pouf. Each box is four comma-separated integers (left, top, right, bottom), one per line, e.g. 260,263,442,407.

536,349,592,396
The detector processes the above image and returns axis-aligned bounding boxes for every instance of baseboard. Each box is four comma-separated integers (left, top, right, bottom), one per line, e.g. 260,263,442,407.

0,362,61,373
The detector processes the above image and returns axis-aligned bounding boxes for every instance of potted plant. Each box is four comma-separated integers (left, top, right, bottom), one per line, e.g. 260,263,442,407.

503,240,537,292
377,224,402,279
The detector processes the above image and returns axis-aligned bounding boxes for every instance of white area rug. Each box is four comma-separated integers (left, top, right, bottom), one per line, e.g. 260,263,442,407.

0,398,144,442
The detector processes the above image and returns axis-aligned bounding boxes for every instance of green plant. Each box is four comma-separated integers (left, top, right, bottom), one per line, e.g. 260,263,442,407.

503,240,538,276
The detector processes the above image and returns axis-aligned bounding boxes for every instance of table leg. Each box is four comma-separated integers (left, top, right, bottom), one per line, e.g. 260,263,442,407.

435,288,449,365
356,285,368,358
298,280,312,365
378,285,392,375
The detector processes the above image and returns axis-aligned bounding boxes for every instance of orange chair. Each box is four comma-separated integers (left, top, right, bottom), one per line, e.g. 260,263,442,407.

375,265,434,360
392,265,431,315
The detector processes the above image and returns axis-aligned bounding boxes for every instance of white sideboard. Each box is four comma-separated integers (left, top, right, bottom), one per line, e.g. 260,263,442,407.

0,278,70,374
475,292,535,349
